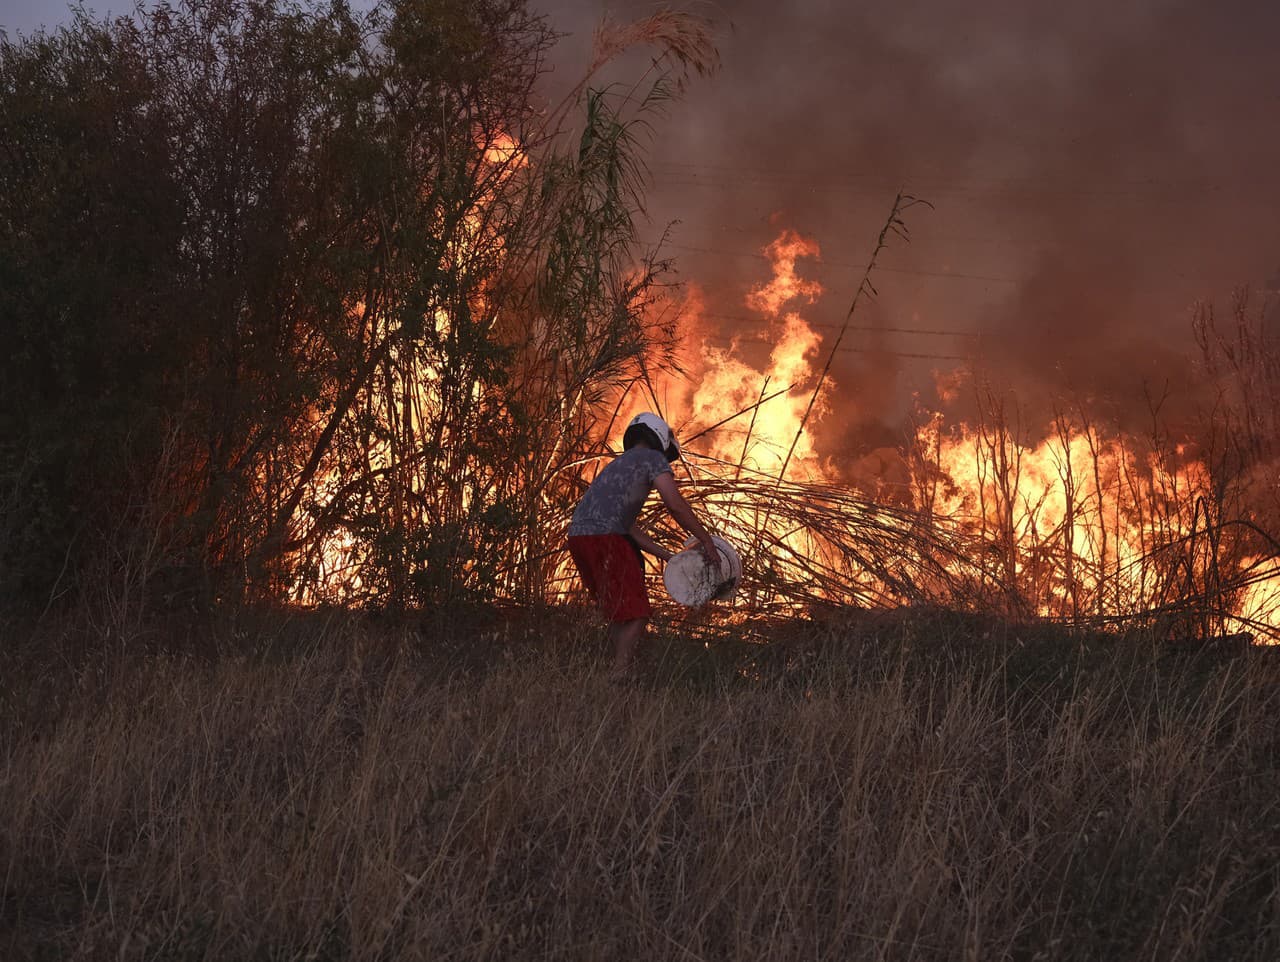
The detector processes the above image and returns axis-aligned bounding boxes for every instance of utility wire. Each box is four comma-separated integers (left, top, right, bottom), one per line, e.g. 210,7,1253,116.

648,158,1241,192
676,224,1040,246
701,311,981,339
664,241,1018,284
655,179,1210,201
701,333,971,363
649,165,1230,198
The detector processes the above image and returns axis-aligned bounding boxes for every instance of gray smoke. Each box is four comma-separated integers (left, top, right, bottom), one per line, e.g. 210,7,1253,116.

549,0,1280,440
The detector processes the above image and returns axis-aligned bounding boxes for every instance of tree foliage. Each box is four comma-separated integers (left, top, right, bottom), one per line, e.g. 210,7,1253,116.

0,0,715,615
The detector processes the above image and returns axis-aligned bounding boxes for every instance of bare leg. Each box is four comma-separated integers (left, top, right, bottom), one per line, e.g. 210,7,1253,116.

609,617,648,675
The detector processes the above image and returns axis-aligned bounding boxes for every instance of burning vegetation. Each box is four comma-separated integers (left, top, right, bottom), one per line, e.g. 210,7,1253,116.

623,213,1280,641
1,0,1278,644
8,5,1280,961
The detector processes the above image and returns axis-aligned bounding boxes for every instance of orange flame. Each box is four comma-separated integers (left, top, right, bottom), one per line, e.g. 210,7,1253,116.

284,195,1280,638
678,229,829,479
288,134,526,605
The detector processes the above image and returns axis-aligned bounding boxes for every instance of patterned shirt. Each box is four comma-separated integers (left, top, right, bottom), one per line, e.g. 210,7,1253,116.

568,447,673,536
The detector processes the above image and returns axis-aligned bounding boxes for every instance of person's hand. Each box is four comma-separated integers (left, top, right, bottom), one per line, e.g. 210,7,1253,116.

699,538,720,568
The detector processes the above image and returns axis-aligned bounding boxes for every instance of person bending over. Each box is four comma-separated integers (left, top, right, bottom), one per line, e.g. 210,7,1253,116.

567,412,718,676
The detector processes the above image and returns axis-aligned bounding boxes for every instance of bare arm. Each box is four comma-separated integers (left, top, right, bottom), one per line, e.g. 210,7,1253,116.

653,472,718,564
627,525,673,563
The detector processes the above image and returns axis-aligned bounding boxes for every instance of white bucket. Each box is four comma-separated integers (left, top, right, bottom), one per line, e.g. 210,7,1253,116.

663,536,742,607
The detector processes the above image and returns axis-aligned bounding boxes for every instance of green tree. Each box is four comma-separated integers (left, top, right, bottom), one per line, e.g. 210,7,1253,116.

0,0,716,617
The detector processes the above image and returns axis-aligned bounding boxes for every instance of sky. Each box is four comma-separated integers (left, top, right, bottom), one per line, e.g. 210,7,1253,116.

6,0,1280,442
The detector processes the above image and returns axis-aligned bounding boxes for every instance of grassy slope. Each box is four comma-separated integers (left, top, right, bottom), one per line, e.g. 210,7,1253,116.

3,608,1280,961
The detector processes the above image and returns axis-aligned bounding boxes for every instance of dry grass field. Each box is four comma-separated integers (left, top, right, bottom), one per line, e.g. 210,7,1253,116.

3,608,1280,961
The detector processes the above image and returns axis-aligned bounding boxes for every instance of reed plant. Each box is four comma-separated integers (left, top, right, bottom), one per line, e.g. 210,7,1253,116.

4,611,1279,961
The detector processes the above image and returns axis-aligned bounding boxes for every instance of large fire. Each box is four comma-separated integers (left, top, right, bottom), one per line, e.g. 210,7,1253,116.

283,177,1280,638
287,129,529,606
644,226,1280,636
679,229,828,478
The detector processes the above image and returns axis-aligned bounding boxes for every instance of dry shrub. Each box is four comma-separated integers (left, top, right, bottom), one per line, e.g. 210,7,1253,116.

590,12,720,88
4,613,1280,960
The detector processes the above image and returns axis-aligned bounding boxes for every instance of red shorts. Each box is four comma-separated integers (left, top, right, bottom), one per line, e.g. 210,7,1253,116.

567,534,651,622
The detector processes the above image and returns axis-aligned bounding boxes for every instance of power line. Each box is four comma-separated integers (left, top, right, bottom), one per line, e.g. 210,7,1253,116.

838,348,972,361
648,162,1236,198
833,346,971,361
648,158,1243,192
651,175,1236,204
701,312,981,339
700,332,972,363
664,241,1019,284
676,225,1040,247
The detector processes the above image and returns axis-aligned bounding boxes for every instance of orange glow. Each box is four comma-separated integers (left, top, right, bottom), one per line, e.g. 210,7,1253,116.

280,206,1280,639
744,230,823,317
678,229,828,478
483,131,527,169
285,134,525,605
647,225,1280,633
914,415,1198,615
910,414,1280,635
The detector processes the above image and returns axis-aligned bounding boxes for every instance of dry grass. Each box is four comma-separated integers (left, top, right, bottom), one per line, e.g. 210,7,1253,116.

4,609,1280,961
